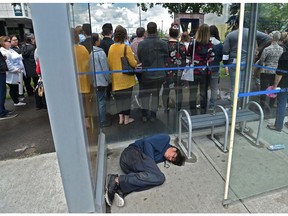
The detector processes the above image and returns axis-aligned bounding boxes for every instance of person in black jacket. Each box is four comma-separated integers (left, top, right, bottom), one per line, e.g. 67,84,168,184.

137,22,169,122
99,23,114,56
0,50,17,119
80,23,93,54
22,33,38,96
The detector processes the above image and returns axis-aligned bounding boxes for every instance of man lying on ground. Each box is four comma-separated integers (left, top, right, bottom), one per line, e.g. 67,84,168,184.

105,133,186,207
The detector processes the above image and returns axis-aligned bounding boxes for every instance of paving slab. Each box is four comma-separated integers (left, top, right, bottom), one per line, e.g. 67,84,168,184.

0,153,68,213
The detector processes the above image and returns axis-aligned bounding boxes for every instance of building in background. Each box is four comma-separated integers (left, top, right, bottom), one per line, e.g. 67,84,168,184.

0,3,33,42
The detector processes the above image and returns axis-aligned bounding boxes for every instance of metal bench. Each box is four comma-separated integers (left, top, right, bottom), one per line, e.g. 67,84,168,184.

178,101,264,159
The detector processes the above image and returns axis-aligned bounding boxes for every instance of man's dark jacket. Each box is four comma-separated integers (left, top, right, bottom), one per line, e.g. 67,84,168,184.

99,37,114,56
137,35,168,80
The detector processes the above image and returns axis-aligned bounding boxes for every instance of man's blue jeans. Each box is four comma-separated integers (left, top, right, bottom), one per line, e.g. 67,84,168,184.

118,145,165,195
97,87,107,125
0,73,7,117
274,91,288,130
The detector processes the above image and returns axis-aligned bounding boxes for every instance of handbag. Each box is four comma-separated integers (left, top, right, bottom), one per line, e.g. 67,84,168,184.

181,39,196,82
121,45,135,76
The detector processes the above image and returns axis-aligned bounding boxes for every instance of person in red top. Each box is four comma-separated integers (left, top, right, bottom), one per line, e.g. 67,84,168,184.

34,48,46,110
187,24,215,115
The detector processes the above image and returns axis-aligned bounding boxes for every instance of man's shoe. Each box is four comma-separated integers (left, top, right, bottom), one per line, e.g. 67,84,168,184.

105,174,119,206
267,124,281,133
114,189,125,207
0,113,18,120
14,102,26,106
284,122,288,129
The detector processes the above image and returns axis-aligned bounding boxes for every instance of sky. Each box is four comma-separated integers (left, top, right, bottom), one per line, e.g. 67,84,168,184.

70,3,174,36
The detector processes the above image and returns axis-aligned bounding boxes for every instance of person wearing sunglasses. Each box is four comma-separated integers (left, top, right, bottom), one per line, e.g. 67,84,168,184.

0,36,26,107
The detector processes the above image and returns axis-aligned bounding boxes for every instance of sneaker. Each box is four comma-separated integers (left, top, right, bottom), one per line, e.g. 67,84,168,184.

0,113,18,120
267,124,281,133
114,189,125,207
14,102,26,106
284,122,288,129
105,174,119,207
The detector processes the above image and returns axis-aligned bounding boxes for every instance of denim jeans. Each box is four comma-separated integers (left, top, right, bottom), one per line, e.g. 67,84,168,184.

274,91,288,130
229,63,245,107
209,72,219,108
97,87,107,125
118,145,165,195
0,73,7,116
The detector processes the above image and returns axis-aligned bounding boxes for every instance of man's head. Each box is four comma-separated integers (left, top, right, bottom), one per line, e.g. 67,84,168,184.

136,27,145,38
147,22,157,35
164,146,185,166
270,31,281,42
102,23,113,37
82,23,92,36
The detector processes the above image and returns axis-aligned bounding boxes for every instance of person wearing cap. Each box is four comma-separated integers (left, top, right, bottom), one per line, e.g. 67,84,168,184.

99,23,114,56
256,31,283,113
104,133,186,207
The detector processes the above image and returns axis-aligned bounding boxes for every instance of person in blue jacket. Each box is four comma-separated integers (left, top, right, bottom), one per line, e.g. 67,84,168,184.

105,133,185,207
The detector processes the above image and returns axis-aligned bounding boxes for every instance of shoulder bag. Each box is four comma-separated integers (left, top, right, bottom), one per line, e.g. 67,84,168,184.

121,45,135,76
181,39,196,82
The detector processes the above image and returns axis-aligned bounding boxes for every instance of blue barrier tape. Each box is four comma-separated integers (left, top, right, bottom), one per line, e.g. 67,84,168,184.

238,88,288,98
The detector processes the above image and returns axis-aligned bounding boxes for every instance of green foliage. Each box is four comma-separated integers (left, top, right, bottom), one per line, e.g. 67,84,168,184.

138,3,223,16
228,3,288,32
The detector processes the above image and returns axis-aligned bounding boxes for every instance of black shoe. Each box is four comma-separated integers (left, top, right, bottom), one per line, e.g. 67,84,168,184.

267,125,281,133
105,174,119,206
0,113,18,120
114,189,125,207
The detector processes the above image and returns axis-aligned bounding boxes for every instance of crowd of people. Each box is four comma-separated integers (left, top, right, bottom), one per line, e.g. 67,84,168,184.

0,33,46,120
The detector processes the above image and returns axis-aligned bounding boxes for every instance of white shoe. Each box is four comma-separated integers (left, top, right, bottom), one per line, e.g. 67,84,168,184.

114,192,125,207
14,102,26,106
18,97,25,102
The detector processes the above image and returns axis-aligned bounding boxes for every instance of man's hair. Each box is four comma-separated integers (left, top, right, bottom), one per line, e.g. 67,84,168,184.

82,23,92,36
270,31,281,42
136,27,145,37
171,147,186,166
147,22,157,35
102,23,113,36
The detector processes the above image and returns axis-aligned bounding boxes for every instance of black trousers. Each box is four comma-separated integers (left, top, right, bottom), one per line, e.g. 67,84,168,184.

7,83,19,104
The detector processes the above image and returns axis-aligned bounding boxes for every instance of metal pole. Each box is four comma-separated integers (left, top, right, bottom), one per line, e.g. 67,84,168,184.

70,3,75,27
242,3,258,108
223,2,245,203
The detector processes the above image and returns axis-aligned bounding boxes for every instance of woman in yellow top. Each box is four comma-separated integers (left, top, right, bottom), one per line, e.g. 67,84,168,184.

108,25,138,125
72,28,91,128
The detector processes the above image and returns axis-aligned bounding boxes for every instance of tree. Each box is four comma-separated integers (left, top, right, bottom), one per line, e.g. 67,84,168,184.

138,3,223,16
227,3,288,32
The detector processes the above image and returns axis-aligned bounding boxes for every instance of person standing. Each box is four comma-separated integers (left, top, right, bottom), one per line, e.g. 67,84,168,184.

130,27,145,108
137,22,169,122
256,31,283,112
267,41,288,132
80,23,93,54
22,33,38,98
162,23,187,111
107,25,138,125
0,36,26,107
0,48,17,119
208,25,223,111
10,34,26,100
90,33,111,128
187,24,214,115
100,23,114,56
